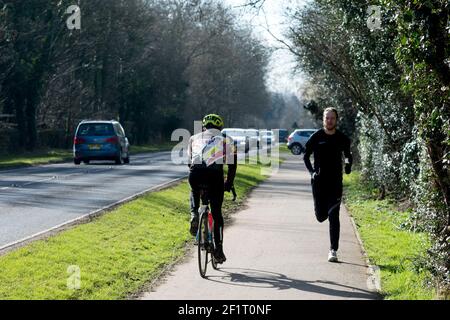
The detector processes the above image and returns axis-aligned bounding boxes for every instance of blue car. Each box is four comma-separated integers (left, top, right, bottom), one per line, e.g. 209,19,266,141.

73,120,130,165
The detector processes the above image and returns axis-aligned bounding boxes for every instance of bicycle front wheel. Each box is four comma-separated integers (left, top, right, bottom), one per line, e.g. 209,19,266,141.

210,216,219,270
211,256,218,270
197,210,209,278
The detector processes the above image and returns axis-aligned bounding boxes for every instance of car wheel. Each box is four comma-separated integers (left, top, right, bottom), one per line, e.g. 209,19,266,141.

291,144,303,155
115,151,122,165
83,160,90,164
123,156,130,164
74,158,81,165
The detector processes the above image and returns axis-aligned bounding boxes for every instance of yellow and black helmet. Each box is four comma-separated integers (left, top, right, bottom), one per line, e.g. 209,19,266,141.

202,114,224,129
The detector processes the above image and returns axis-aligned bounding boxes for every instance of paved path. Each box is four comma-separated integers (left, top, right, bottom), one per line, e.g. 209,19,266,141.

141,154,379,300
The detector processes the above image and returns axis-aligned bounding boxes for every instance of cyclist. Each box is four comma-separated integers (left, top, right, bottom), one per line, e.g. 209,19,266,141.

187,114,237,264
303,107,352,262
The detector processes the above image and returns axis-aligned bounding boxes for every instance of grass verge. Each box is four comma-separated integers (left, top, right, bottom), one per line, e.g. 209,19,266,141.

0,160,274,299
0,149,73,169
343,172,436,300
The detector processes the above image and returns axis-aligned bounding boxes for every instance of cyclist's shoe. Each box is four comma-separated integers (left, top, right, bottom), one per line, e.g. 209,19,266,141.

328,249,338,262
214,245,227,264
190,217,199,237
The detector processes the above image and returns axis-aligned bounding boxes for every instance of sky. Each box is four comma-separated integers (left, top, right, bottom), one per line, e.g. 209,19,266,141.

224,0,307,94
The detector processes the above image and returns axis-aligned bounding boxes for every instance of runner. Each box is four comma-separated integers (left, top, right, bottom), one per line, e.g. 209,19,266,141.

303,107,353,262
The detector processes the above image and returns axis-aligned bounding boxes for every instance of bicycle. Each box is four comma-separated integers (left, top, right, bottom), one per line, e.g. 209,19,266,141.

197,184,236,278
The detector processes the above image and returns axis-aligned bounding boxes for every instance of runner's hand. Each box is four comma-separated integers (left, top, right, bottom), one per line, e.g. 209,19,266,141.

345,163,351,174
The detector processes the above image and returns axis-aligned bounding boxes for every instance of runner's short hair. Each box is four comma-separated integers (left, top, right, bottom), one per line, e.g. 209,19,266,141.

323,107,339,120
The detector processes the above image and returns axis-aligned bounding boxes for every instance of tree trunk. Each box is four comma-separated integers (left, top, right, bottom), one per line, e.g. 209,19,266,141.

25,83,38,150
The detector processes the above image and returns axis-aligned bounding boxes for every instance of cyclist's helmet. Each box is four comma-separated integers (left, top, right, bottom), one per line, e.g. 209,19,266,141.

202,114,224,129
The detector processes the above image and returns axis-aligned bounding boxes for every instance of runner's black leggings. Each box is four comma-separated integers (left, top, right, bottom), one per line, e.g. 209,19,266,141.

189,167,224,248
311,175,342,251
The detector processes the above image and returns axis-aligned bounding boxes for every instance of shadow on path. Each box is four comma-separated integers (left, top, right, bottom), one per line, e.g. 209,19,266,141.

206,267,379,300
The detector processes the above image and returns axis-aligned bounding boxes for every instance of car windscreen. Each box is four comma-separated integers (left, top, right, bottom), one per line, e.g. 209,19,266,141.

77,123,115,136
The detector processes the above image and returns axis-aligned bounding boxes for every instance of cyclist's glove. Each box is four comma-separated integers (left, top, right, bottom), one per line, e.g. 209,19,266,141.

311,171,319,181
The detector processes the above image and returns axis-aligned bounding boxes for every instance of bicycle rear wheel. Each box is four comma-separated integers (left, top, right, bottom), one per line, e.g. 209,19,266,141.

197,210,209,278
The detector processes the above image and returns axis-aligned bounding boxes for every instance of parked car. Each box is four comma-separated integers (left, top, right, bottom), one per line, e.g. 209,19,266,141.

222,128,249,153
73,120,130,165
244,129,260,149
275,129,289,142
259,130,274,146
287,129,318,155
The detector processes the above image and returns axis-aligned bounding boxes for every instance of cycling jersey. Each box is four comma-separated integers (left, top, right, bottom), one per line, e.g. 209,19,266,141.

188,129,236,167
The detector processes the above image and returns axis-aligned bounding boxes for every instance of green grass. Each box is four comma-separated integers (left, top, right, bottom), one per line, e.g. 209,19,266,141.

0,143,176,169
0,161,271,300
343,172,436,300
